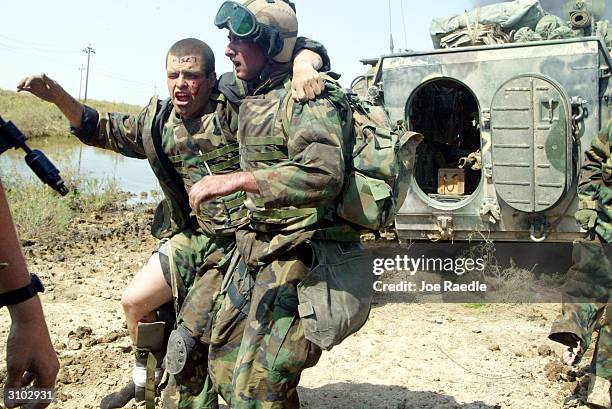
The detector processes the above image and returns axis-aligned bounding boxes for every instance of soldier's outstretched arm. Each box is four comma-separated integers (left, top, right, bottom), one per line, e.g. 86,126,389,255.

17,73,148,159
17,73,84,128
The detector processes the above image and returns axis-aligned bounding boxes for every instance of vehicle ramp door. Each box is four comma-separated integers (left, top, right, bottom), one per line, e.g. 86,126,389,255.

490,75,570,213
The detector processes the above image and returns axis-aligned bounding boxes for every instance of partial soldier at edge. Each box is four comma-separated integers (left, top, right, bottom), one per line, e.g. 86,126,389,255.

549,117,612,409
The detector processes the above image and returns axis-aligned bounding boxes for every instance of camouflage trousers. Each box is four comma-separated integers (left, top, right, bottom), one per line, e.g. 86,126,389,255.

208,247,322,409
549,240,612,382
158,229,237,409
162,343,218,409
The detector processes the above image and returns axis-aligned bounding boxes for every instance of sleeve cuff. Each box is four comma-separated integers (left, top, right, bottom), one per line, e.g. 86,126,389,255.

70,105,99,143
251,168,275,206
294,37,331,72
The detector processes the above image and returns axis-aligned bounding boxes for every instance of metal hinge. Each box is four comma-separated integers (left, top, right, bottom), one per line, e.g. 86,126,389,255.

479,198,501,224
481,108,491,129
428,215,454,241
600,67,611,79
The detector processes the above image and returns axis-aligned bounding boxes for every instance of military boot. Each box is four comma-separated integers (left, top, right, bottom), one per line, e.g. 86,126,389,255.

100,321,166,409
99,380,137,409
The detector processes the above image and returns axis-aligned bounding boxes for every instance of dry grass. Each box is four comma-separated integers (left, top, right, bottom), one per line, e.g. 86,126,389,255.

0,89,140,139
464,240,564,303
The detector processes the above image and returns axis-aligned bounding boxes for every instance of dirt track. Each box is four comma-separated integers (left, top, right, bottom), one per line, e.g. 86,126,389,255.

0,206,593,409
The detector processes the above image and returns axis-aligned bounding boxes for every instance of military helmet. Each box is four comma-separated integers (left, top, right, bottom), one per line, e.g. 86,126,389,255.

215,0,298,63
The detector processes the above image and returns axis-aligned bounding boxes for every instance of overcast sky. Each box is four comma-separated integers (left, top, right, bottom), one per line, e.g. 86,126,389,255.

0,0,563,106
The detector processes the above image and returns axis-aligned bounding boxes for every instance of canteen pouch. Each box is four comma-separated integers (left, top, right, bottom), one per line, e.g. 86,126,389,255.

297,240,374,350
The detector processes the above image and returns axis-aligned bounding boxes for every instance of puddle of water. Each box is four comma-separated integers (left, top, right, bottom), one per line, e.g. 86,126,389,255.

0,135,160,202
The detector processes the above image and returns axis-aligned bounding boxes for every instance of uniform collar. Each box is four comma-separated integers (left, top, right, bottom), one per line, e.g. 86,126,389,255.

248,62,292,95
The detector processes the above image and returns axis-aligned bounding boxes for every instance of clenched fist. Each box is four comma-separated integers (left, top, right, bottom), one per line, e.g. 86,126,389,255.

291,62,324,102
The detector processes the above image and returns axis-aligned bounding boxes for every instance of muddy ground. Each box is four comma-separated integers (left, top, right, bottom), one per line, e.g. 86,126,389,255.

0,205,596,409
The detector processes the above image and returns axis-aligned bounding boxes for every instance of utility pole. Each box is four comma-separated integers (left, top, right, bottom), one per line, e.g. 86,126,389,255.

82,44,96,102
388,0,394,53
78,65,85,100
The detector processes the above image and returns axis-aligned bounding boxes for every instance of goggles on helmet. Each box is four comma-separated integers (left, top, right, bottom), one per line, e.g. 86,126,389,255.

215,1,291,60
214,1,258,38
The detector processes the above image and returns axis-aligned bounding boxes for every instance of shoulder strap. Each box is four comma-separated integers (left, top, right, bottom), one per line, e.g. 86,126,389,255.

279,73,351,131
280,77,295,137
215,91,239,134
142,97,191,238
280,74,354,165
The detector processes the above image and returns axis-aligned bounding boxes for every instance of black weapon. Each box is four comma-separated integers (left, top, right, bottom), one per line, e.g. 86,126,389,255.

0,115,69,196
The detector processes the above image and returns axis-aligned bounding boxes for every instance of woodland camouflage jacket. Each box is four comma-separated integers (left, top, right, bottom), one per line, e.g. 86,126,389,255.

578,117,612,243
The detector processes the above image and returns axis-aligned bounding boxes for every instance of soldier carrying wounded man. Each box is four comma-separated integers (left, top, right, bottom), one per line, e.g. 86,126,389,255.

18,29,329,408
180,1,378,407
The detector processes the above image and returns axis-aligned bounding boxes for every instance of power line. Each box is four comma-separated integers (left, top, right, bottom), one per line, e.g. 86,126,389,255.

0,33,81,52
94,66,156,87
0,36,157,88
0,41,156,94
0,41,82,68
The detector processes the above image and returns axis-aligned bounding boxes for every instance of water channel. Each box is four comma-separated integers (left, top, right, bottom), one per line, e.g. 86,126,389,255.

0,136,159,202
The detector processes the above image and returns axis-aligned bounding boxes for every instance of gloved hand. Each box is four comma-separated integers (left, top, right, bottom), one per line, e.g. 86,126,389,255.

575,209,598,230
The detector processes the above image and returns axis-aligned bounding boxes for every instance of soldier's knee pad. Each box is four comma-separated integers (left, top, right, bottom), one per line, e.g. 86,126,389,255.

165,324,197,381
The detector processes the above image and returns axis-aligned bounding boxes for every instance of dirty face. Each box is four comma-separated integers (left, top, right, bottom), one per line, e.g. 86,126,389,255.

166,54,215,118
224,34,267,81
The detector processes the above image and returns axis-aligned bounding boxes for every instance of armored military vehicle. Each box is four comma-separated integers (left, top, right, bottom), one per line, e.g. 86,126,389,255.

355,0,611,245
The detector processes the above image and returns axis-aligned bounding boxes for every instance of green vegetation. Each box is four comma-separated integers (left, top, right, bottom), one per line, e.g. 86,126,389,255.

462,303,488,309
1,161,128,240
0,89,140,139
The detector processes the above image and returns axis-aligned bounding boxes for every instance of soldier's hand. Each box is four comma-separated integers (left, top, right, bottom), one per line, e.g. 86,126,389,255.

575,209,598,231
4,298,59,409
189,175,237,213
291,62,324,102
17,74,63,104
189,172,259,213
562,340,582,366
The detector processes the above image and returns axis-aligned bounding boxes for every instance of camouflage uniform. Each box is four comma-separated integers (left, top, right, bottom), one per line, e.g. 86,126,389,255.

73,37,331,408
206,67,361,409
73,89,245,409
549,118,612,397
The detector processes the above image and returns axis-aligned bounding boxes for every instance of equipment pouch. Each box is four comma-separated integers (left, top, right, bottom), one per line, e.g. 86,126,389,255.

337,172,392,231
297,241,374,350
